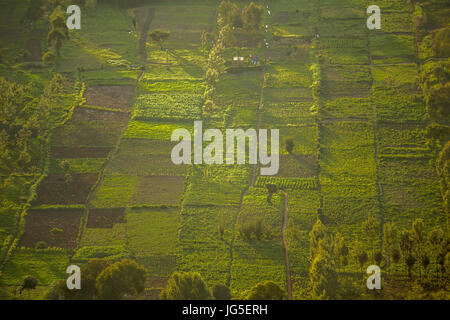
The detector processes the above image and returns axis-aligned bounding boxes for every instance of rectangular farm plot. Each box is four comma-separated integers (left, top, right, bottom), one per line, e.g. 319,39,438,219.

71,106,130,123
132,93,202,122
132,175,185,206
84,85,136,111
183,165,252,207
124,121,193,140
35,173,98,205
231,189,285,294
261,101,315,126
370,34,416,64
19,209,83,249
105,139,187,176
179,206,237,285
379,157,444,229
51,121,126,148
127,207,180,277
82,208,127,247
91,175,137,208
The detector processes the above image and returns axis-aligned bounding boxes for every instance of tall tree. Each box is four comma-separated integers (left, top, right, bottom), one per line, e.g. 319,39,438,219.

96,259,147,300
148,29,170,50
161,272,211,300
361,214,379,260
242,2,264,32
47,6,69,57
246,281,284,300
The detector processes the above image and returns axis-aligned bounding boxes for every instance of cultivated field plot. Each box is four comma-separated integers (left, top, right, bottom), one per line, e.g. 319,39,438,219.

84,85,136,111
35,173,98,205
105,139,187,176
19,209,83,249
71,107,130,123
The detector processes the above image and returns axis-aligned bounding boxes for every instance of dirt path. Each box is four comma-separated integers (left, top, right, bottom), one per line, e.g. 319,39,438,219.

136,7,155,63
282,191,293,300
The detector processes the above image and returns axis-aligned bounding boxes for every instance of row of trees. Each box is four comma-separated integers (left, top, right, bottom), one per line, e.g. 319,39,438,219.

0,74,69,179
308,215,450,299
44,259,147,300
161,272,284,300
218,1,264,32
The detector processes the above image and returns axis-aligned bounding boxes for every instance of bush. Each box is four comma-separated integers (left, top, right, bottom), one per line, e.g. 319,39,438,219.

432,28,450,58
35,241,48,249
42,51,56,63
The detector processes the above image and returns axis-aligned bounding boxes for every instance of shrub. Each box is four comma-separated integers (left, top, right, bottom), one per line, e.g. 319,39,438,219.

35,241,48,249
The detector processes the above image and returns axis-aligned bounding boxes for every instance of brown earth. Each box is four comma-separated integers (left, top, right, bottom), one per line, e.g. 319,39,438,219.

84,85,136,111
35,173,98,205
86,208,126,228
19,209,83,249
71,107,130,123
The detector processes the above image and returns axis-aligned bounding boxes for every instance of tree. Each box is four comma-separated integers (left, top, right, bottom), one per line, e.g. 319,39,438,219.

96,259,147,300
212,284,231,300
374,251,383,266
246,281,284,300
411,219,425,279
310,252,338,300
354,242,368,272
20,276,38,299
218,24,235,47
161,272,211,300
265,183,278,204
242,2,264,32
361,214,379,260
383,221,398,273
218,0,242,28
406,254,416,279
149,29,170,50
47,6,69,57
201,31,212,52
56,259,111,300
333,232,348,271
285,138,295,154
309,219,328,261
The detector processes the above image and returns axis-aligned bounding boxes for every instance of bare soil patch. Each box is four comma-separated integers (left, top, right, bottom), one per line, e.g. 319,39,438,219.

71,107,130,123
84,85,136,111
86,208,126,228
36,173,98,205
19,209,83,249
51,146,111,158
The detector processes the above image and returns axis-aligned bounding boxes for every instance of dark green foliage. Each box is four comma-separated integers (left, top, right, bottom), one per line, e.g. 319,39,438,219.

96,259,147,300
212,284,231,300
19,276,38,297
161,272,211,300
246,281,284,300
432,28,450,58
149,29,170,50
242,2,264,32
56,259,111,300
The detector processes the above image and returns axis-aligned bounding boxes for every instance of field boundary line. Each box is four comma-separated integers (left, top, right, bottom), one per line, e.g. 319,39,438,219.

282,191,293,300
